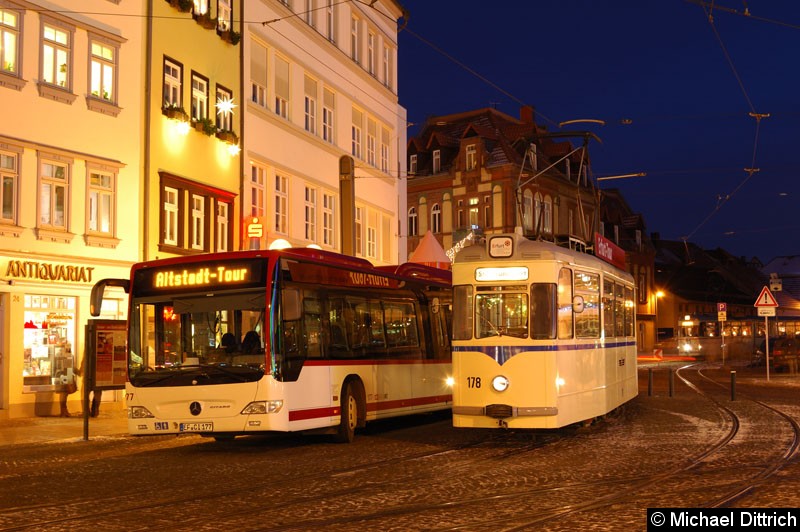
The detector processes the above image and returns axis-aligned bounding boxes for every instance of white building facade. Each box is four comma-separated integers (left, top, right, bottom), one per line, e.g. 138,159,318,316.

243,0,408,264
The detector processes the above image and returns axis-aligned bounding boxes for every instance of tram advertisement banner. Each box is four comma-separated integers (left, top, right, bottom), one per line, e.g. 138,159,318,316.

86,319,127,390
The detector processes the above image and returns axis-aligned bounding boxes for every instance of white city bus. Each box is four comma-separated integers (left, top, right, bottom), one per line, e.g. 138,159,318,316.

91,247,452,442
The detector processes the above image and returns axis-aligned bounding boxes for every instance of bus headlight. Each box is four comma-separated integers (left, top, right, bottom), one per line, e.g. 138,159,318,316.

129,406,154,419
241,400,283,415
492,375,510,392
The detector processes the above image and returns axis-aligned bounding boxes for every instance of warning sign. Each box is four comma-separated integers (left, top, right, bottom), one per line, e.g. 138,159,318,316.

754,286,779,308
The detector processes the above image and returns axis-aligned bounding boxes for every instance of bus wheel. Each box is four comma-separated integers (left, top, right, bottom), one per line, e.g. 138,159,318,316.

335,383,357,443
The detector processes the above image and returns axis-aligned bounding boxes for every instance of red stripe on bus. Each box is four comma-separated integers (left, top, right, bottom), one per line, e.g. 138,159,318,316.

288,394,452,422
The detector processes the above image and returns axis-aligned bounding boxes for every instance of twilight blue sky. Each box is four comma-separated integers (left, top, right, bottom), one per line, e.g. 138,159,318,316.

396,1,800,263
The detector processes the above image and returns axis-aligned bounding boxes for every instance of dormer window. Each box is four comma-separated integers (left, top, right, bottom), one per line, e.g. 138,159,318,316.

433,149,441,173
409,154,417,175
466,144,476,171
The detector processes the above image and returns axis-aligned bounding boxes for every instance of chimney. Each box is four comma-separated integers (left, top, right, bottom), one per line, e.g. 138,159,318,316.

520,105,534,124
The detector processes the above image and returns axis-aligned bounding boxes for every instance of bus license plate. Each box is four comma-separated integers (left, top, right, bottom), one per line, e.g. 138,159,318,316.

179,422,213,432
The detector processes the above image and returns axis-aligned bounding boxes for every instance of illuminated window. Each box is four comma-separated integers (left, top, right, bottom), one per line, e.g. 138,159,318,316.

193,0,209,15
217,0,232,31
163,58,182,108
274,174,288,235
191,72,208,121
433,150,441,174
0,8,20,75
249,163,266,217
215,85,233,132
163,186,179,246
191,194,206,250
216,201,229,252
42,24,70,89
408,207,417,237
90,40,116,102
0,151,18,224
366,210,377,259
465,144,476,171
431,203,441,234
39,159,69,230
87,170,114,235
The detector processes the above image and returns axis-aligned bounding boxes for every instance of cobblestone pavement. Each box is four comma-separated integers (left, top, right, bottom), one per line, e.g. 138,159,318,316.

0,363,798,531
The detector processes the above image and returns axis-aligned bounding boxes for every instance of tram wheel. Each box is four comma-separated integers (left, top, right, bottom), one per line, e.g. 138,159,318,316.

334,383,357,443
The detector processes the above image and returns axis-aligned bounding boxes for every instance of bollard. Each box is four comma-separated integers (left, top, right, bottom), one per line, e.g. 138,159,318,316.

669,369,674,397
730,370,736,401
648,367,653,396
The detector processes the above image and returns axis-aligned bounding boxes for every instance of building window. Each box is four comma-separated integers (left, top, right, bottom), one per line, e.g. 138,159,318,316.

355,206,363,257
431,203,441,234
193,0,209,15
543,196,553,234
191,73,209,121
325,0,335,43
250,41,267,108
304,76,317,135
432,149,441,173
39,160,69,229
217,0,232,31
322,88,335,143
367,31,376,76
409,154,417,175
87,170,114,235
22,295,76,389
350,16,360,64
304,0,314,27
323,192,335,247
274,55,289,119
534,192,544,233
382,44,391,89
380,127,390,173
351,107,363,159
0,151,18,224
216,85,233,132
381,214,391,263
42,24,71,89
0,8,20,75
274,174,288,235
216,201,229,252
408,207,418,237
465,144,477,171
367,210,377,259
191,194,206,250
468,197,479,227
304,186,316,242
89,39,116,103
484,195,491,229
163,57,182,108
366,118,377,167
250,163,266,217
163,186,179,246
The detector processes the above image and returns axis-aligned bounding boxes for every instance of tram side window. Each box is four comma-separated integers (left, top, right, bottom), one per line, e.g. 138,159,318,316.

575,271,600,339
557,267,573,339
531,283,556,339
603,281,616,338
453,285,474,340
614,282,625,336
624,286,635,336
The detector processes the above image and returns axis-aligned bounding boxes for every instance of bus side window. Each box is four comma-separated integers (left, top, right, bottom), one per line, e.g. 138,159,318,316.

303,296,322,358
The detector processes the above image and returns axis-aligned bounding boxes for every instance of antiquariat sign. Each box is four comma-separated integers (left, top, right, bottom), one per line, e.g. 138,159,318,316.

5,260,95,284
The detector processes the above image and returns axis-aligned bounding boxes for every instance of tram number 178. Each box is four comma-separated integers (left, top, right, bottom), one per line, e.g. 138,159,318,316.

466,377,481,389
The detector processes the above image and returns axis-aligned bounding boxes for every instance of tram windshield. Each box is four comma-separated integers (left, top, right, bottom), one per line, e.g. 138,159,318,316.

128,290,267,387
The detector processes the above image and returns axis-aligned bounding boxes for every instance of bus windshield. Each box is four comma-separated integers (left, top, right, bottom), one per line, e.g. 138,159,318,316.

128,290,267,387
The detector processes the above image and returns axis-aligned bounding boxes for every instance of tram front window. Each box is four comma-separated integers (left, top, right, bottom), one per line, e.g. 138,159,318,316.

128,291,267,387
475,288,528,339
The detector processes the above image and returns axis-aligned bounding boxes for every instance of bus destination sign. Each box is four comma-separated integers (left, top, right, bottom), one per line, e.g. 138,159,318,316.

133,259,268,296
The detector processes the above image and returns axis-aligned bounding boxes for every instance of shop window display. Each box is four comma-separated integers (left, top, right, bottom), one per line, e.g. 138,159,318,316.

22,295,76,391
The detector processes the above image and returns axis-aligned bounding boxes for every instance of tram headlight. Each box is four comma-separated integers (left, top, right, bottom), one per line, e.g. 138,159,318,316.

241,400,283,415
445,376,455,387
491,375,510,392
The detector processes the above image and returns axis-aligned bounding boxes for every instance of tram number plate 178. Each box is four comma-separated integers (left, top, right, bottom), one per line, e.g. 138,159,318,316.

179,422,213,432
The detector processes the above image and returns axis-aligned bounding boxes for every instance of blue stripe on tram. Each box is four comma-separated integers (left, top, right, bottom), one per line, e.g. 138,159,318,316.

452,341,637,365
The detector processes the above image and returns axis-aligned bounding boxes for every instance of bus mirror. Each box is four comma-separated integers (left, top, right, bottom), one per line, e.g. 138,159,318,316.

282,288,302,321
572,295,585,314
90,278,130,317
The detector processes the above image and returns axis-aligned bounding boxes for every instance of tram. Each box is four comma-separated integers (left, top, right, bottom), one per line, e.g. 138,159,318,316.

451,229,637,429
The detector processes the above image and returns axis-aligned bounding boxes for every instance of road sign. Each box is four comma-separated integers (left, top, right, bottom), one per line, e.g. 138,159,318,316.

758,307,776,317
754,286,779,308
